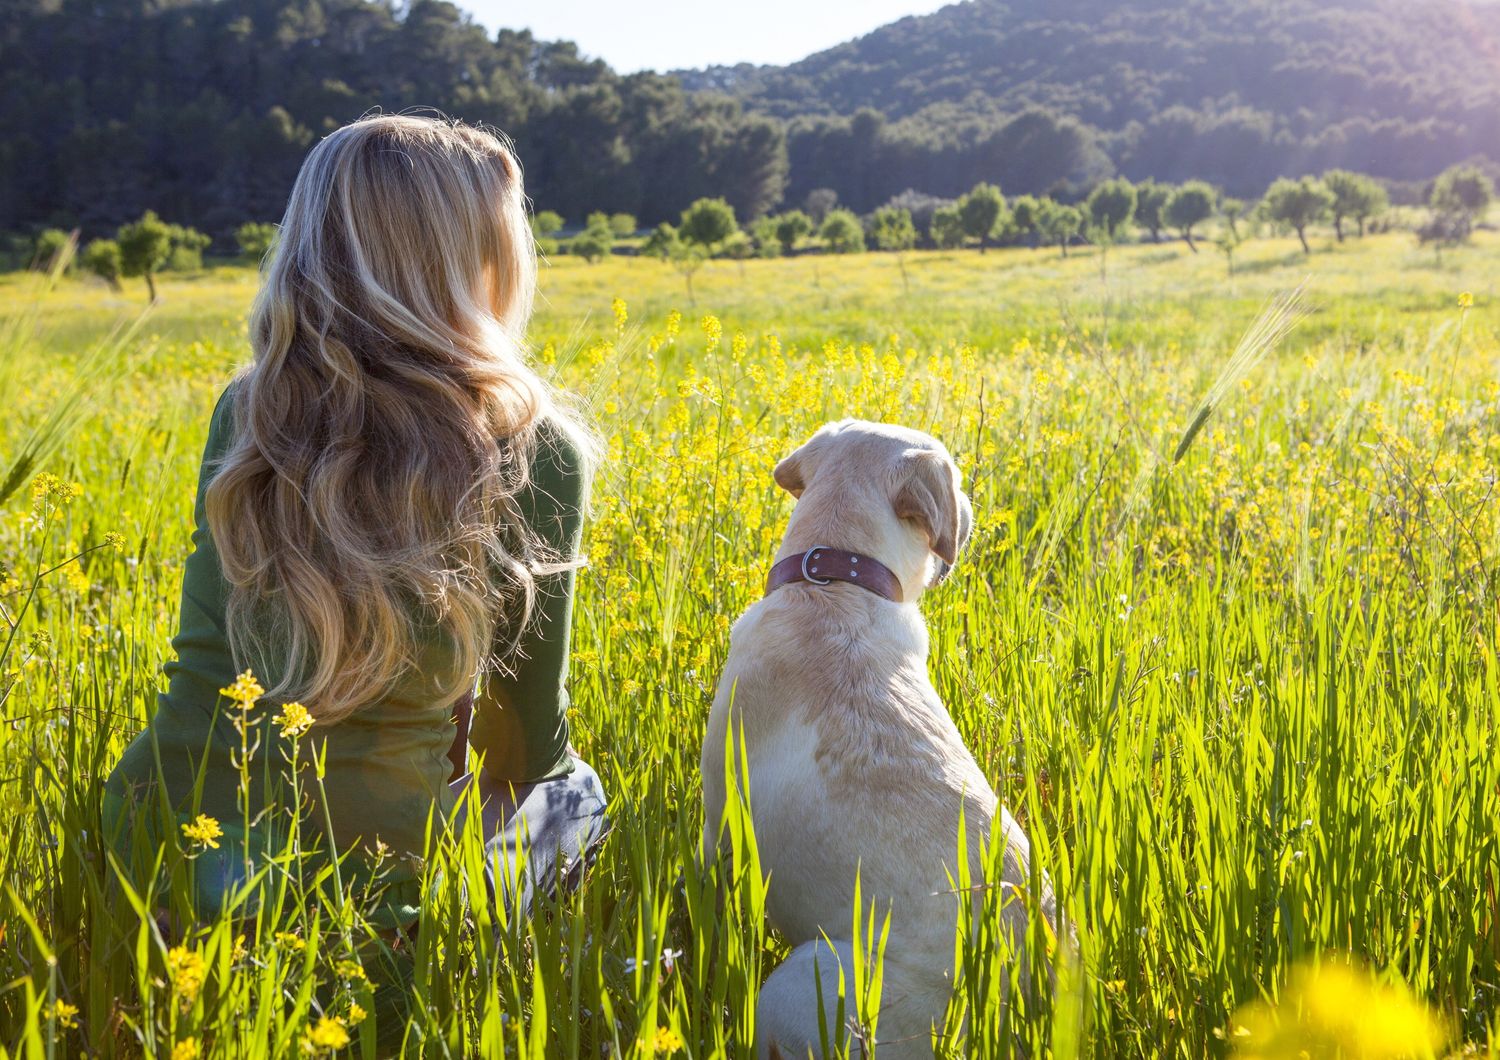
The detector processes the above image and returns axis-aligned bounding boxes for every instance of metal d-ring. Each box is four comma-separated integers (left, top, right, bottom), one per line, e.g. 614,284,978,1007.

801,545,832,585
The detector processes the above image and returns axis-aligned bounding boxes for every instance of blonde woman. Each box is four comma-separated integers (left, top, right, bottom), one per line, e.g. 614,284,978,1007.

104,114,606,926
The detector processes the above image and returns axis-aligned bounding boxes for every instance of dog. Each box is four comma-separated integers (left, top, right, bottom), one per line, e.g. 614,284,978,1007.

701,420,1056,1058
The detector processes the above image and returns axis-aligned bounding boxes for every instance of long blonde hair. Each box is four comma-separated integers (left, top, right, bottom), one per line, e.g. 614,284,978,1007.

206,114,581,723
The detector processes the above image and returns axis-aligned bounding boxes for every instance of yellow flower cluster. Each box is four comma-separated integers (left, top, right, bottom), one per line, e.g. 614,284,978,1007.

180,814,223,849
166,945,206,1008
275,701,315,738
302,1015,351,1052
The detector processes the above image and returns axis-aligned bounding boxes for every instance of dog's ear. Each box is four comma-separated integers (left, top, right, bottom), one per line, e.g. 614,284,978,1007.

773,451,806,497
895,448,969,565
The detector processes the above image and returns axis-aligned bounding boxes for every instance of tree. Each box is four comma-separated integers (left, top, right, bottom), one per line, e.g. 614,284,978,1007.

871,205,917,290
235,222,277,262
1220,198,1248,241
117,211,173,302
532,211,565,240
80,239,122,290
750,216,783,258
1165,181,1216,252
608,213,637,238
1036,200,1082,257
1262,177,1333,254
1009,195,1042,246
1086,179,1137,242
32,229,73,272
165,223,211,271
929,205,966,250
1429,164,1494,241
569,215,614,263
679,197,738,251
1135,180,1172,242
804,188,838,225
643,223,706,303
771,210,813,255
959,182,1006,252
1323,170,1387,241
820,209,865,254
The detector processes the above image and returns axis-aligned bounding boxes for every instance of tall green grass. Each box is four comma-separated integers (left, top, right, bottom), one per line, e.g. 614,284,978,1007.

1,237,1498,1057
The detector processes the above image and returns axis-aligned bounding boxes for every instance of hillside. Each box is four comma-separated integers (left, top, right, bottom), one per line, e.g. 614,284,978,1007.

681,0,1500,206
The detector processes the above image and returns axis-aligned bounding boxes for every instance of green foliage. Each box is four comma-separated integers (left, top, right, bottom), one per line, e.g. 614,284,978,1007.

1262,177,1334,253
719,231,755,262
771,210,813,255
643,223,682,261
1322,170,1388,240
1134,180,1173,242
1428,165,1494,244
79,239,123,289
608,213,637,238
959,182,1006,251
1164,181,1216,251
929,205,966,250
1220,197,1248,240
165,223,211,271
569,216,615,263
116,211,172,301
1008,195,1042,242
234,222,277,262
750,216,783,258
804,188,839,225
870,206,916,253
819,208,865,254
679,197,739,250
1087,179,1137,241
532,211,566,239
1036,200,1083,256
33,229,73,272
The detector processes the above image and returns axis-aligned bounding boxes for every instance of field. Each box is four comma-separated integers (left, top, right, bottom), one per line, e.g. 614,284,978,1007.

3,232,1500,1057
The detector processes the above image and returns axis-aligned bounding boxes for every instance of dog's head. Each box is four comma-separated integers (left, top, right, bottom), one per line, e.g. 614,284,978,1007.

775,420,974,590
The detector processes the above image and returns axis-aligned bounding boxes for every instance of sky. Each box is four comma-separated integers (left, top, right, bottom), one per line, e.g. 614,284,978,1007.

459,0,957,73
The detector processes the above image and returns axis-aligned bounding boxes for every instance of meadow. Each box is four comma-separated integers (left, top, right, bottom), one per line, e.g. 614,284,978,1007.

2,231,1499,1057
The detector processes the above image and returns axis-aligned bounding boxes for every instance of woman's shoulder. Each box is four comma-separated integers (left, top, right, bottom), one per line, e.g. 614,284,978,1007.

528,413,592,485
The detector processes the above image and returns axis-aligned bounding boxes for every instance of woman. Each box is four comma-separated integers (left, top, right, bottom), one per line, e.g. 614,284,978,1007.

104,114,606,928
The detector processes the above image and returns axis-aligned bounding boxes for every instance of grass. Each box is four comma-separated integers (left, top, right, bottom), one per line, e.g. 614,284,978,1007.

2,231,1499,1057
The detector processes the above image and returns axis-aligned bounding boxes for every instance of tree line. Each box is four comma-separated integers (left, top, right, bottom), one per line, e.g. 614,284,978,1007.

25,163,1492,301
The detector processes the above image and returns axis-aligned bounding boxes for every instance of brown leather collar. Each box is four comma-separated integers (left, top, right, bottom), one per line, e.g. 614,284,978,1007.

765,545,903,603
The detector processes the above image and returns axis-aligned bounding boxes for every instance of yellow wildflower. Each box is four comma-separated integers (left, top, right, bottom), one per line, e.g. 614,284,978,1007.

334,958,366,981
43,998,79,1028
611,297,628,331
1458,291,1474,309
172,1038,201,1060
103,531,127,550
220,670,264,708
653,1026,685,1054
181,814,223,849
1232,961,1444,1059
347,1002,368,1026
166,946,206,1007
275,701,315,739
303,1016,351,1051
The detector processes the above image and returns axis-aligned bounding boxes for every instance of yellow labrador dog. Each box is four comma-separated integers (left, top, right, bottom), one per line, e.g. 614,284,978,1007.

701,420,1054,1058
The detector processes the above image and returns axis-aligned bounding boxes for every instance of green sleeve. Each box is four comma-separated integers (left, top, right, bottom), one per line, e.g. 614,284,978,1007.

468,419,586,783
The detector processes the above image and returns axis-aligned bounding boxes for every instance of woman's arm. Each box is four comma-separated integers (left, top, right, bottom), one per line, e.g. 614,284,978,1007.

466,420,586,783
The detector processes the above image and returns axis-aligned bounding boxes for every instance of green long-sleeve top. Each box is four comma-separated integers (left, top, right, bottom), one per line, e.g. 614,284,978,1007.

104,383,584,923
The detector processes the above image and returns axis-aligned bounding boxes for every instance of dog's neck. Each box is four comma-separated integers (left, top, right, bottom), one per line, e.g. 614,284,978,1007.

774,489,933,603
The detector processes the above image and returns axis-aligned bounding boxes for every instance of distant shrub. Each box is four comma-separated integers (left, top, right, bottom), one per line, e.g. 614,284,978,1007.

959,182,1006,251
235,222,278,262
608,213,637,238
165,223,211,271
929,205,966,250
1323,170,1387,240
117,211,173,301
750,216,783,258
770,210,813,255
80,239,123,289
33,228,73,272
680,197,738,250
531,211,565,240
1262,177,1333,254
569,216,614,263
1086,179,1137,242
820,208,865,254
1165,181,1216,251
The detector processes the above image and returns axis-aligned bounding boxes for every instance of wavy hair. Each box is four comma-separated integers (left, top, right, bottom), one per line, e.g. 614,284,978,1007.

206,114,585,723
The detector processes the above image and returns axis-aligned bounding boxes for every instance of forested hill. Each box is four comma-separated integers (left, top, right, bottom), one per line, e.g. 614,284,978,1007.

5,0,1499,239
0,0,788,237
681,0,1500,208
